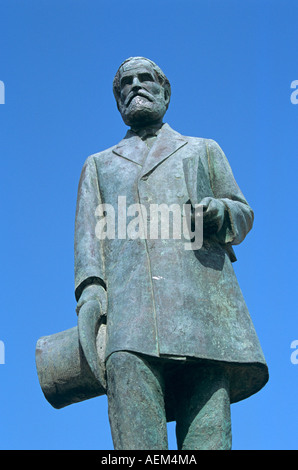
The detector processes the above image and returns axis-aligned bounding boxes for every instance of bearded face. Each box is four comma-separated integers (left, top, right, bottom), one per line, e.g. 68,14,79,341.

117,59,170,128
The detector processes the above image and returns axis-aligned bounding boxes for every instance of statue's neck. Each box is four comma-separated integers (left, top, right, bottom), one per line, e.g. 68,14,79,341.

130,120,164,134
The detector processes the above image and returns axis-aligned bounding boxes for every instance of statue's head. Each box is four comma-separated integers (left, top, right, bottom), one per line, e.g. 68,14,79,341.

113,57,171,128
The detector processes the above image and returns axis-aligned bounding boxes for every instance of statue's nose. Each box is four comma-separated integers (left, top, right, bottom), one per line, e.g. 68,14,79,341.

131,76,141,90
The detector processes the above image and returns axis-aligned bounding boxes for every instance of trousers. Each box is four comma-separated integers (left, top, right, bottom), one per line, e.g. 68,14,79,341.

106,351,232,450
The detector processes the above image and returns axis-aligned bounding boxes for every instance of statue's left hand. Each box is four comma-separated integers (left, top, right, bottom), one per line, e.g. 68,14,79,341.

199,197,225,234
77,292,107,388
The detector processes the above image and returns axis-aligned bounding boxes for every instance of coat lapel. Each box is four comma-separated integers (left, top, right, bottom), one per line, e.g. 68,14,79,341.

112,123,188,177
139,123,188,179
112,132,148,166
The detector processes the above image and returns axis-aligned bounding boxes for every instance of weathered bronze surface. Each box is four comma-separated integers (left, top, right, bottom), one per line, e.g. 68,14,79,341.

36,57,268,450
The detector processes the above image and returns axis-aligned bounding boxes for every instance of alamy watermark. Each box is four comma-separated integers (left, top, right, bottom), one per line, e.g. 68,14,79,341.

94,196,204,250
290,80,298,104
0,340,5,364
290,340,298,364
0,81,4,104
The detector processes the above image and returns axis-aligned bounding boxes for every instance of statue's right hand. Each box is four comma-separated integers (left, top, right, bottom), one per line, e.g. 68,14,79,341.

76,284,106,316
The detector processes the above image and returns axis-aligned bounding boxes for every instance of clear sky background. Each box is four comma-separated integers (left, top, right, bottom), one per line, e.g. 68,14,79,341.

0,0,297,450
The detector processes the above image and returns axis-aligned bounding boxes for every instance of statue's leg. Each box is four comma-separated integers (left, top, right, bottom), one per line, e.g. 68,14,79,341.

106,351,168,450
175,364,232,450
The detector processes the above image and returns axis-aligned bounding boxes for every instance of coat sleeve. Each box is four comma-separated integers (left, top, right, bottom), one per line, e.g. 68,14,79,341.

74,155,106,301
206,139,254,246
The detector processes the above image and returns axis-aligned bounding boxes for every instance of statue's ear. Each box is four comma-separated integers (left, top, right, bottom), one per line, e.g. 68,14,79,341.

164,89,170,108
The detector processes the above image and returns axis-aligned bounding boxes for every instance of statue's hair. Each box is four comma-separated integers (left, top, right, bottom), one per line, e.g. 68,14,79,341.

113,57,171,107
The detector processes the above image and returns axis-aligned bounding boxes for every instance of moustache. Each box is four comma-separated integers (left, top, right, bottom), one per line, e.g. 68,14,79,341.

125,90,154,107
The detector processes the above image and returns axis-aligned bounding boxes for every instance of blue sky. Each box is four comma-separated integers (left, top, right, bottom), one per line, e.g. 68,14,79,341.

0,0,297,450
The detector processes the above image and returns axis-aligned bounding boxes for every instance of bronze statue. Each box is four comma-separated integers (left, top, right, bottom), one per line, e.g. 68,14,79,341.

36,57,268,450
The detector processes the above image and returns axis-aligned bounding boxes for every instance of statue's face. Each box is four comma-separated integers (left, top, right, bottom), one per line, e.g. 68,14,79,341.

117,59,169,127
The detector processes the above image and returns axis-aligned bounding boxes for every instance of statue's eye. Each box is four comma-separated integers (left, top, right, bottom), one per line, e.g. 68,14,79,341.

120,76,133,87
139,73,154,82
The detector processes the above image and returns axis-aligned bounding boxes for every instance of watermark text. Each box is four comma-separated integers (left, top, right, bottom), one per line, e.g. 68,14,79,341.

290,80,298,104
0,81,4,104
95,197,203,250
0,340,5,364
290,340,298,364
